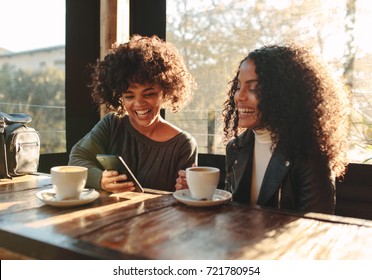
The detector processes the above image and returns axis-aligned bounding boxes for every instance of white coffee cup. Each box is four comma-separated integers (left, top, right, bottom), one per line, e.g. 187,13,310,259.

186,166,220,200
51,166,88,200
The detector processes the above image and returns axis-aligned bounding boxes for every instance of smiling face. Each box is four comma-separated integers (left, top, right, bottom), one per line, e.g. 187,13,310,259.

234,59,261,129
121,83,164,130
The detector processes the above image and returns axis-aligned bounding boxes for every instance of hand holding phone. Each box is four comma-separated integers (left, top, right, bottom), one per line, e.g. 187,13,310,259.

96,154,144,193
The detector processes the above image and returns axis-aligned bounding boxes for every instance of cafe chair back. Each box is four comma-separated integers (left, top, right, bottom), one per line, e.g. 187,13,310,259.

335,163,372,220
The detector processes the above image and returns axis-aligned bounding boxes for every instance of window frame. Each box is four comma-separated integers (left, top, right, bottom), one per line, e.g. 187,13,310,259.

38,0,101,172
40,0,370,173
39,0,166,173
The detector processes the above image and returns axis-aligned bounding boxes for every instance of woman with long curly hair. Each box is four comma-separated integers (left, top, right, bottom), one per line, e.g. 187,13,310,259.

69,34,198,192
222,44,350,214
175,44,349,214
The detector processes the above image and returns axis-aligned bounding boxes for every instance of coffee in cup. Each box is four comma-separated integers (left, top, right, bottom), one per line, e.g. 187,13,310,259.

51,166,88,200
186,166,220,200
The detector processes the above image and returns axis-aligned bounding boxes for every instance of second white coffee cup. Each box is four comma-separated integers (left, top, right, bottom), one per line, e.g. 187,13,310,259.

51,166,88,200
186,166,220,200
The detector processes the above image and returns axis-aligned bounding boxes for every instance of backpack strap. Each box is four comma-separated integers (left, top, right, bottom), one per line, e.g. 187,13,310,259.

0,116,6,134
0,117,11,179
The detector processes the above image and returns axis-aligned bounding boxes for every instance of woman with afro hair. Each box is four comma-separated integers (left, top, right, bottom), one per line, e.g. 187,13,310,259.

69,35,198,193
222,44,350,214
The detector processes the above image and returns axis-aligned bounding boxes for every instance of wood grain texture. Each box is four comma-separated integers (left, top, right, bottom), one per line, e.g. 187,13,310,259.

1,175,372,260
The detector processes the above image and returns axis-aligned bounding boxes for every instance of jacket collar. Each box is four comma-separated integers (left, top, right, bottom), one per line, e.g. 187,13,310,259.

228,130,254,196
231,129,292,206
234,129,252,148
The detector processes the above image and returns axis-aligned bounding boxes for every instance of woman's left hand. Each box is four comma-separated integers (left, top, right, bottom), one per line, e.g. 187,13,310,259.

100,170,135,193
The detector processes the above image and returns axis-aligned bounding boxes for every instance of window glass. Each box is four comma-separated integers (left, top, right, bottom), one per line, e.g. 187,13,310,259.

166,0,372,164
117,0,130,44
0,0,66,153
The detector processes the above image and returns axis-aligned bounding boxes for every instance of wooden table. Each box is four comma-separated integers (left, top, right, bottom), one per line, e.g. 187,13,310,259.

1,174,372,260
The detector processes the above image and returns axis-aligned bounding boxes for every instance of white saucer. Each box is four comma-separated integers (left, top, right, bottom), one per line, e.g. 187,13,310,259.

36,188,99,207
173,189,232,207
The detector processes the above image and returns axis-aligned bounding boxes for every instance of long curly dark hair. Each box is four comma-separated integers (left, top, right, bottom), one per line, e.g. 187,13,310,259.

223,44,350,177
89,34,196,115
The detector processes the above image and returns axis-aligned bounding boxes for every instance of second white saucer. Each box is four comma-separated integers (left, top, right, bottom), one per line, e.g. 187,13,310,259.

173,189,232,207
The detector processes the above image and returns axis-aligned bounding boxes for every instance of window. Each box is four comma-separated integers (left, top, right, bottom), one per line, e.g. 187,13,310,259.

0,0,66,154
166,0,372,164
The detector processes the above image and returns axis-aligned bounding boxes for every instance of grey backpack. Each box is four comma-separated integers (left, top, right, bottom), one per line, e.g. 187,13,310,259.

0,112,40,179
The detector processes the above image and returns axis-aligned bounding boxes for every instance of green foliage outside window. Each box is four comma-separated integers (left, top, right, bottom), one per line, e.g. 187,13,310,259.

165,0,372,163
0,63,66,153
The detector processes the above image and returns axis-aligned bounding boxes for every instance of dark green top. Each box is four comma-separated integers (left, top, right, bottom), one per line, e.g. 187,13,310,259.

68,113,198,191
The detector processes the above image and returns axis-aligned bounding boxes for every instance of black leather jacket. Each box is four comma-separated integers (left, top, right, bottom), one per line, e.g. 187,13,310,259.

225,130,335,214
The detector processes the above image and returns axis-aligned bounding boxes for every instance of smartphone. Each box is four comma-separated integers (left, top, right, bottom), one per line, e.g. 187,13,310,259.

96,154,144,193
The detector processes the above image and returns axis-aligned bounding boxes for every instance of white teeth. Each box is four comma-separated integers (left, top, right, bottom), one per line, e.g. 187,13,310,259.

136,109,150,115
238,108,255,114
